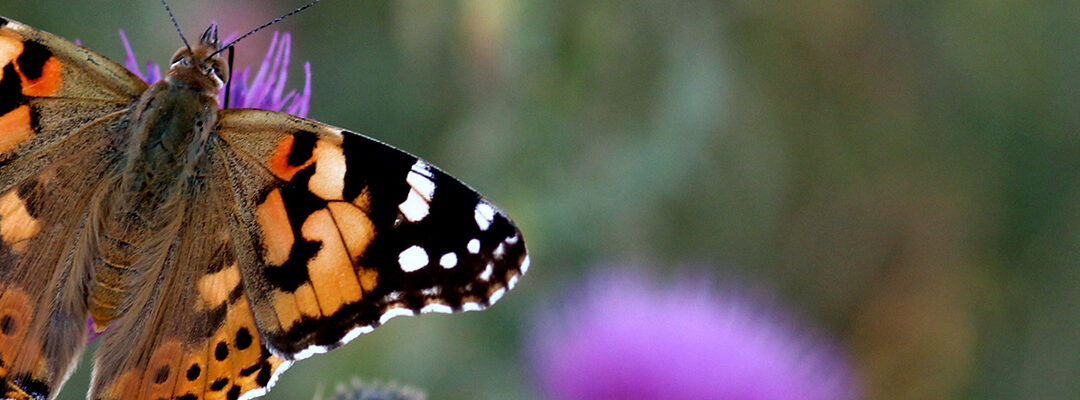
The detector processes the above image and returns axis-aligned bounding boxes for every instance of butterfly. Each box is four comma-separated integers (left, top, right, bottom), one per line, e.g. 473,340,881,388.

0,13,527,400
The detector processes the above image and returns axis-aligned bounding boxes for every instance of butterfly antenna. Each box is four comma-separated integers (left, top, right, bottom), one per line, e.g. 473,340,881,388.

206,0,321,60
160,0,191,51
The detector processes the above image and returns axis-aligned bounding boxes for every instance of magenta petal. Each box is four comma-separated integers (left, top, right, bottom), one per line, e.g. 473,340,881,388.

244,32,280,107
286,62,312,118
86,317,104,344
145,61,162,83
118,30,144,82
270,34,292,106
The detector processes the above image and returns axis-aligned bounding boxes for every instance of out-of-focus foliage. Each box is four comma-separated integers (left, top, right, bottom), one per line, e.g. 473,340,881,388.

3,1,1077,399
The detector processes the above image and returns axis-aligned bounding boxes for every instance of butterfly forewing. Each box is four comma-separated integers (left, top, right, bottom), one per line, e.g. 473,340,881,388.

216,109,528,358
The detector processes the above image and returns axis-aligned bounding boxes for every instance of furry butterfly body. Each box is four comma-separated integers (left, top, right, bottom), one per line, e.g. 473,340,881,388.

0,16,527,400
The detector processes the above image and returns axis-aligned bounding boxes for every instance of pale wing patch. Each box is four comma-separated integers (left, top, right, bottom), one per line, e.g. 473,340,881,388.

0,106,33,155
326,202,374,260
300,209,364,315
307,141,347,201
196,264,241,309
0,35,23,66
399,160,435,222
358,267,379,294
0,189,40,253
272,283,322,332
254,189,293,266
474,202,495,231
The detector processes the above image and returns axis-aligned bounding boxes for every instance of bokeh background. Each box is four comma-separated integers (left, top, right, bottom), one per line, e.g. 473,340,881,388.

4,1,1078,399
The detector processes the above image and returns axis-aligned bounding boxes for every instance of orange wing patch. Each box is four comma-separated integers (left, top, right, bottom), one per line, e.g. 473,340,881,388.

268,134,313,181
97,297,289,400
306,141,347,201
271,283,321,332
300,208,364,316
254,189,294,266
0,33,62,98
0,106,33,155
258,133,385,330
17,56,60,97
0,188,41,253
0,34,20,65
0,288,44,400
196,264,241,310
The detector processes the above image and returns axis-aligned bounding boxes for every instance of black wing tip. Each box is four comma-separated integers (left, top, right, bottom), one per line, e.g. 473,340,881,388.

0,17,9,28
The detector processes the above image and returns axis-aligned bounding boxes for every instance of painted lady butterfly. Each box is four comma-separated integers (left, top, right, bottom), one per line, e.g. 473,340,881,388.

0,11,527,400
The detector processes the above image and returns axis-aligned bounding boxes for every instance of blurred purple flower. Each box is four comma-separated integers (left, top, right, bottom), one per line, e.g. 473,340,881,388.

119,30,311,117
530,267,859,400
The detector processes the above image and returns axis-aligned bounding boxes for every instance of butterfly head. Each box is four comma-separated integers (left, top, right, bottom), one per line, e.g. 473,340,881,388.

166,24,229,91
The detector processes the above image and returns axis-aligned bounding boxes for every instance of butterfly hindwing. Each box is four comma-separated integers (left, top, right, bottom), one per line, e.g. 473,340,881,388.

216,109,528,358
90,149,287,400
0,112,130,399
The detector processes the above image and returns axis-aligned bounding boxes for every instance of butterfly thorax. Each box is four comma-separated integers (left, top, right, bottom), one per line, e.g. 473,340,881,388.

87,26,228,331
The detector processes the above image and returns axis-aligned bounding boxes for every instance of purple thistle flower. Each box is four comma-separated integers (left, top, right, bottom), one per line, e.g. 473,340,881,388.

118,30,311,117
530,267,859,400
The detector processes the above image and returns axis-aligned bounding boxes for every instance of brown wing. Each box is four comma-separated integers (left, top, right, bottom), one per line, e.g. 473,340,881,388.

89,142,289,400
215,109,528,361
0,17,145,184
0,16,145,101
0,16,144,399
0,112,128,399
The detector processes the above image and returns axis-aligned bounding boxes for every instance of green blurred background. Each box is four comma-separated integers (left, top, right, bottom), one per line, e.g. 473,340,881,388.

4,1,1078,399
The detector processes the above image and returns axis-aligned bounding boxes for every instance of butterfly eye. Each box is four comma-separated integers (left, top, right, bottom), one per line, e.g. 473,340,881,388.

210,61,229,84
170,58,189,69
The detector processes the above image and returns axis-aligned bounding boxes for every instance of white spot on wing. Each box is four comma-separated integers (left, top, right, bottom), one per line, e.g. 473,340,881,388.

379,307,415,325
474,202,495,231
239,386,265,400
508,275,520,289
488,287,506,305
506,234,519,245
239,359,293,400
521,255,531,274
494,242,506,258
461,302,483,312
293,344,328,361
339,325,374,347
420,303,453,314
399,190,429,222
479,262,494,281
398,245,429,272
467,238,481,254
440,252,458,268
408,160,436,195
421,287,440,296
399,160,436,222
